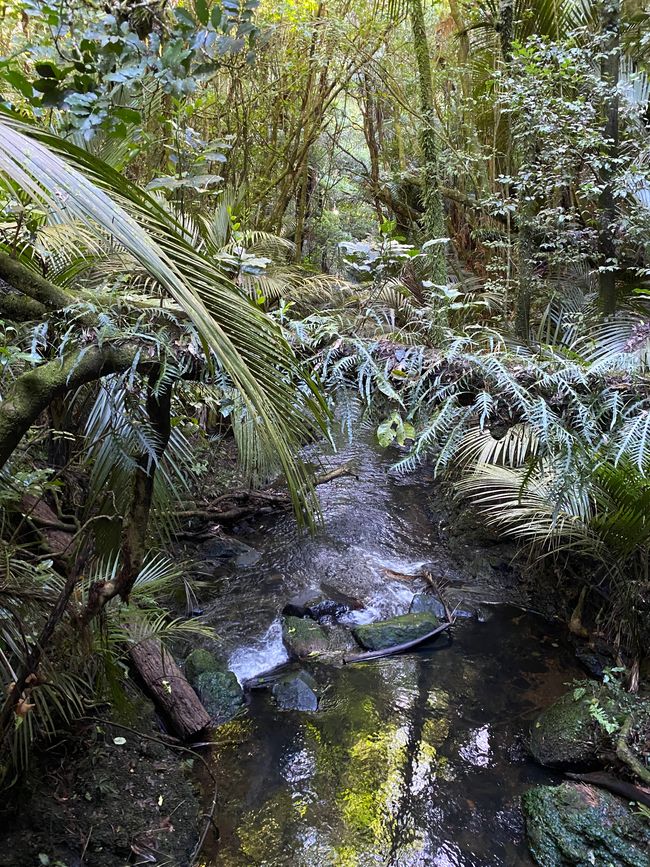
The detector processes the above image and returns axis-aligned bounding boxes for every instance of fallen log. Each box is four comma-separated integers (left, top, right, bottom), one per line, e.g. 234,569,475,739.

343,621,452,664
565,772,650,809
129,638,210,740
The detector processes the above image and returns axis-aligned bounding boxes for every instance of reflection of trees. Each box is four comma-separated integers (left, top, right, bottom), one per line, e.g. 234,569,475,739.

385,647,450,864
212,656,453,866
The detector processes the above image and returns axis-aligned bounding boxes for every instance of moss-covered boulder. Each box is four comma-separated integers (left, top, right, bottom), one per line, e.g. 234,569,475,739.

352,612,439,651
281,616,357,662
530,684,628,768
184,648,244,724
195,670,245,724
282,615,330,658
184,648,221,684
523,782,650,866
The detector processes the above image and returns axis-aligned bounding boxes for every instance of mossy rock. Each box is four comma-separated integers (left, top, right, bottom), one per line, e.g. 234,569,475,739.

184,648,222,685
196,669,244,724
530,684,628,768
352,612,439,651
281,615,331,658
523,782,650,866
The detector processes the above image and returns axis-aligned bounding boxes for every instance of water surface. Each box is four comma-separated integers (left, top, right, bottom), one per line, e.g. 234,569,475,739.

197,435,580,866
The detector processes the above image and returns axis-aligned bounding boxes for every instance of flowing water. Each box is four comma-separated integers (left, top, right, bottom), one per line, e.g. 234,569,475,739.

196,434,582,867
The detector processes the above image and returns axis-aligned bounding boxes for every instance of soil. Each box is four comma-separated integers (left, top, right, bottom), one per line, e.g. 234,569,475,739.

0,701,202,867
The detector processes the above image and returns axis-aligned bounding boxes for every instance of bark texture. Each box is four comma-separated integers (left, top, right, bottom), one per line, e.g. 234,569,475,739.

409,0,447,284
129,638,211,740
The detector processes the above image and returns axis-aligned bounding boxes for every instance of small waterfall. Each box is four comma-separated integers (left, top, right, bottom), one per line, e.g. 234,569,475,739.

227,620,288,684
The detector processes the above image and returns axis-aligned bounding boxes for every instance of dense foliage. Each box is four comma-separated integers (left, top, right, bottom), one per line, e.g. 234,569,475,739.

1,0,649,794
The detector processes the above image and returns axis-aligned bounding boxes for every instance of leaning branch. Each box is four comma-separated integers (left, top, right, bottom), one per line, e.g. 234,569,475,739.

175,461,357,525
0,341,158,469
343,621,452,664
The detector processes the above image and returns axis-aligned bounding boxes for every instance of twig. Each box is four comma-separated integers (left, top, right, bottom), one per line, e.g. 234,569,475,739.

80,825,92,864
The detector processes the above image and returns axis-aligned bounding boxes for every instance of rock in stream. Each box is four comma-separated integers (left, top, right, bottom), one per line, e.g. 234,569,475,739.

524,782,650,866
184,648,244,724
352,611,439,651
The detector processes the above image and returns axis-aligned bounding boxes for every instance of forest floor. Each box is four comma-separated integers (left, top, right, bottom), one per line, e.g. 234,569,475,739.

0,699,202,867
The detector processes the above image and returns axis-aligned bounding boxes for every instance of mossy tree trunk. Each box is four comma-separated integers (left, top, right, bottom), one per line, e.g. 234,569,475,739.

409,0,447,284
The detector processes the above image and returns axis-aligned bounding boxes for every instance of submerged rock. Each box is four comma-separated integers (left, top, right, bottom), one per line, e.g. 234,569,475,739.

184,648,244,724
282,585,361,622
198,533,260,567
352,612,439,651
272,670,319,711
529,684,628,768
523,782,650,866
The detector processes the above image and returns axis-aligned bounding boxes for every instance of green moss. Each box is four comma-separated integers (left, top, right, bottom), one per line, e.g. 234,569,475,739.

196,670,244,724
352,612,439,651
281,615,331,658
530,684,629,767
184,648,222,685
524,783,650,866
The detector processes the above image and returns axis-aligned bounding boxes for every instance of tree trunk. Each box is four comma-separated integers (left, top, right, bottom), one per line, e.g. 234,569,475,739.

0,343,152,470
409,0,447,284
598,0,620,314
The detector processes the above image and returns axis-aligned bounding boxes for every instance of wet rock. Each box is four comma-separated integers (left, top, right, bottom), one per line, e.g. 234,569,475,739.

409,593,447,619
185,649,244,724
282,615,330,658
575,646,612,680
184,648,221,684
530,684,628,768
352,612,439,651
198,533,260,567
196,670,245,724
272,670,319,711
282,585,361,623
409,593,474,619
281,616,357,661
523,782,650,866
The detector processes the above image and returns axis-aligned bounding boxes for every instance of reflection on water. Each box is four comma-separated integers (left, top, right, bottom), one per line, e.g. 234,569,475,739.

203,610,578,866
196,434,579,866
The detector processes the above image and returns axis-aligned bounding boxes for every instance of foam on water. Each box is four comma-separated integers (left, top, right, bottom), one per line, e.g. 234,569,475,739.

227,620,288,684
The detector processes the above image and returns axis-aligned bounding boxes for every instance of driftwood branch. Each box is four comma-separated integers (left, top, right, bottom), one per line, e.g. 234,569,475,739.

565,772,650,808
343,621,452,664
176,461,357,525
616,711,650,785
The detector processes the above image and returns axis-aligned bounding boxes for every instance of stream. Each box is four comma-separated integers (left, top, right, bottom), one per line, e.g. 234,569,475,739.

196,434,582,866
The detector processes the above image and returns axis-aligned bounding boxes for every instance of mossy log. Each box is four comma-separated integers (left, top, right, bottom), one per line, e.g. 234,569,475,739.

0,342,155,469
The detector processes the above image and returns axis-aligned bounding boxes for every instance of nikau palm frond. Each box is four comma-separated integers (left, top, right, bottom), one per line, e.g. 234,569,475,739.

0,112,327,521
